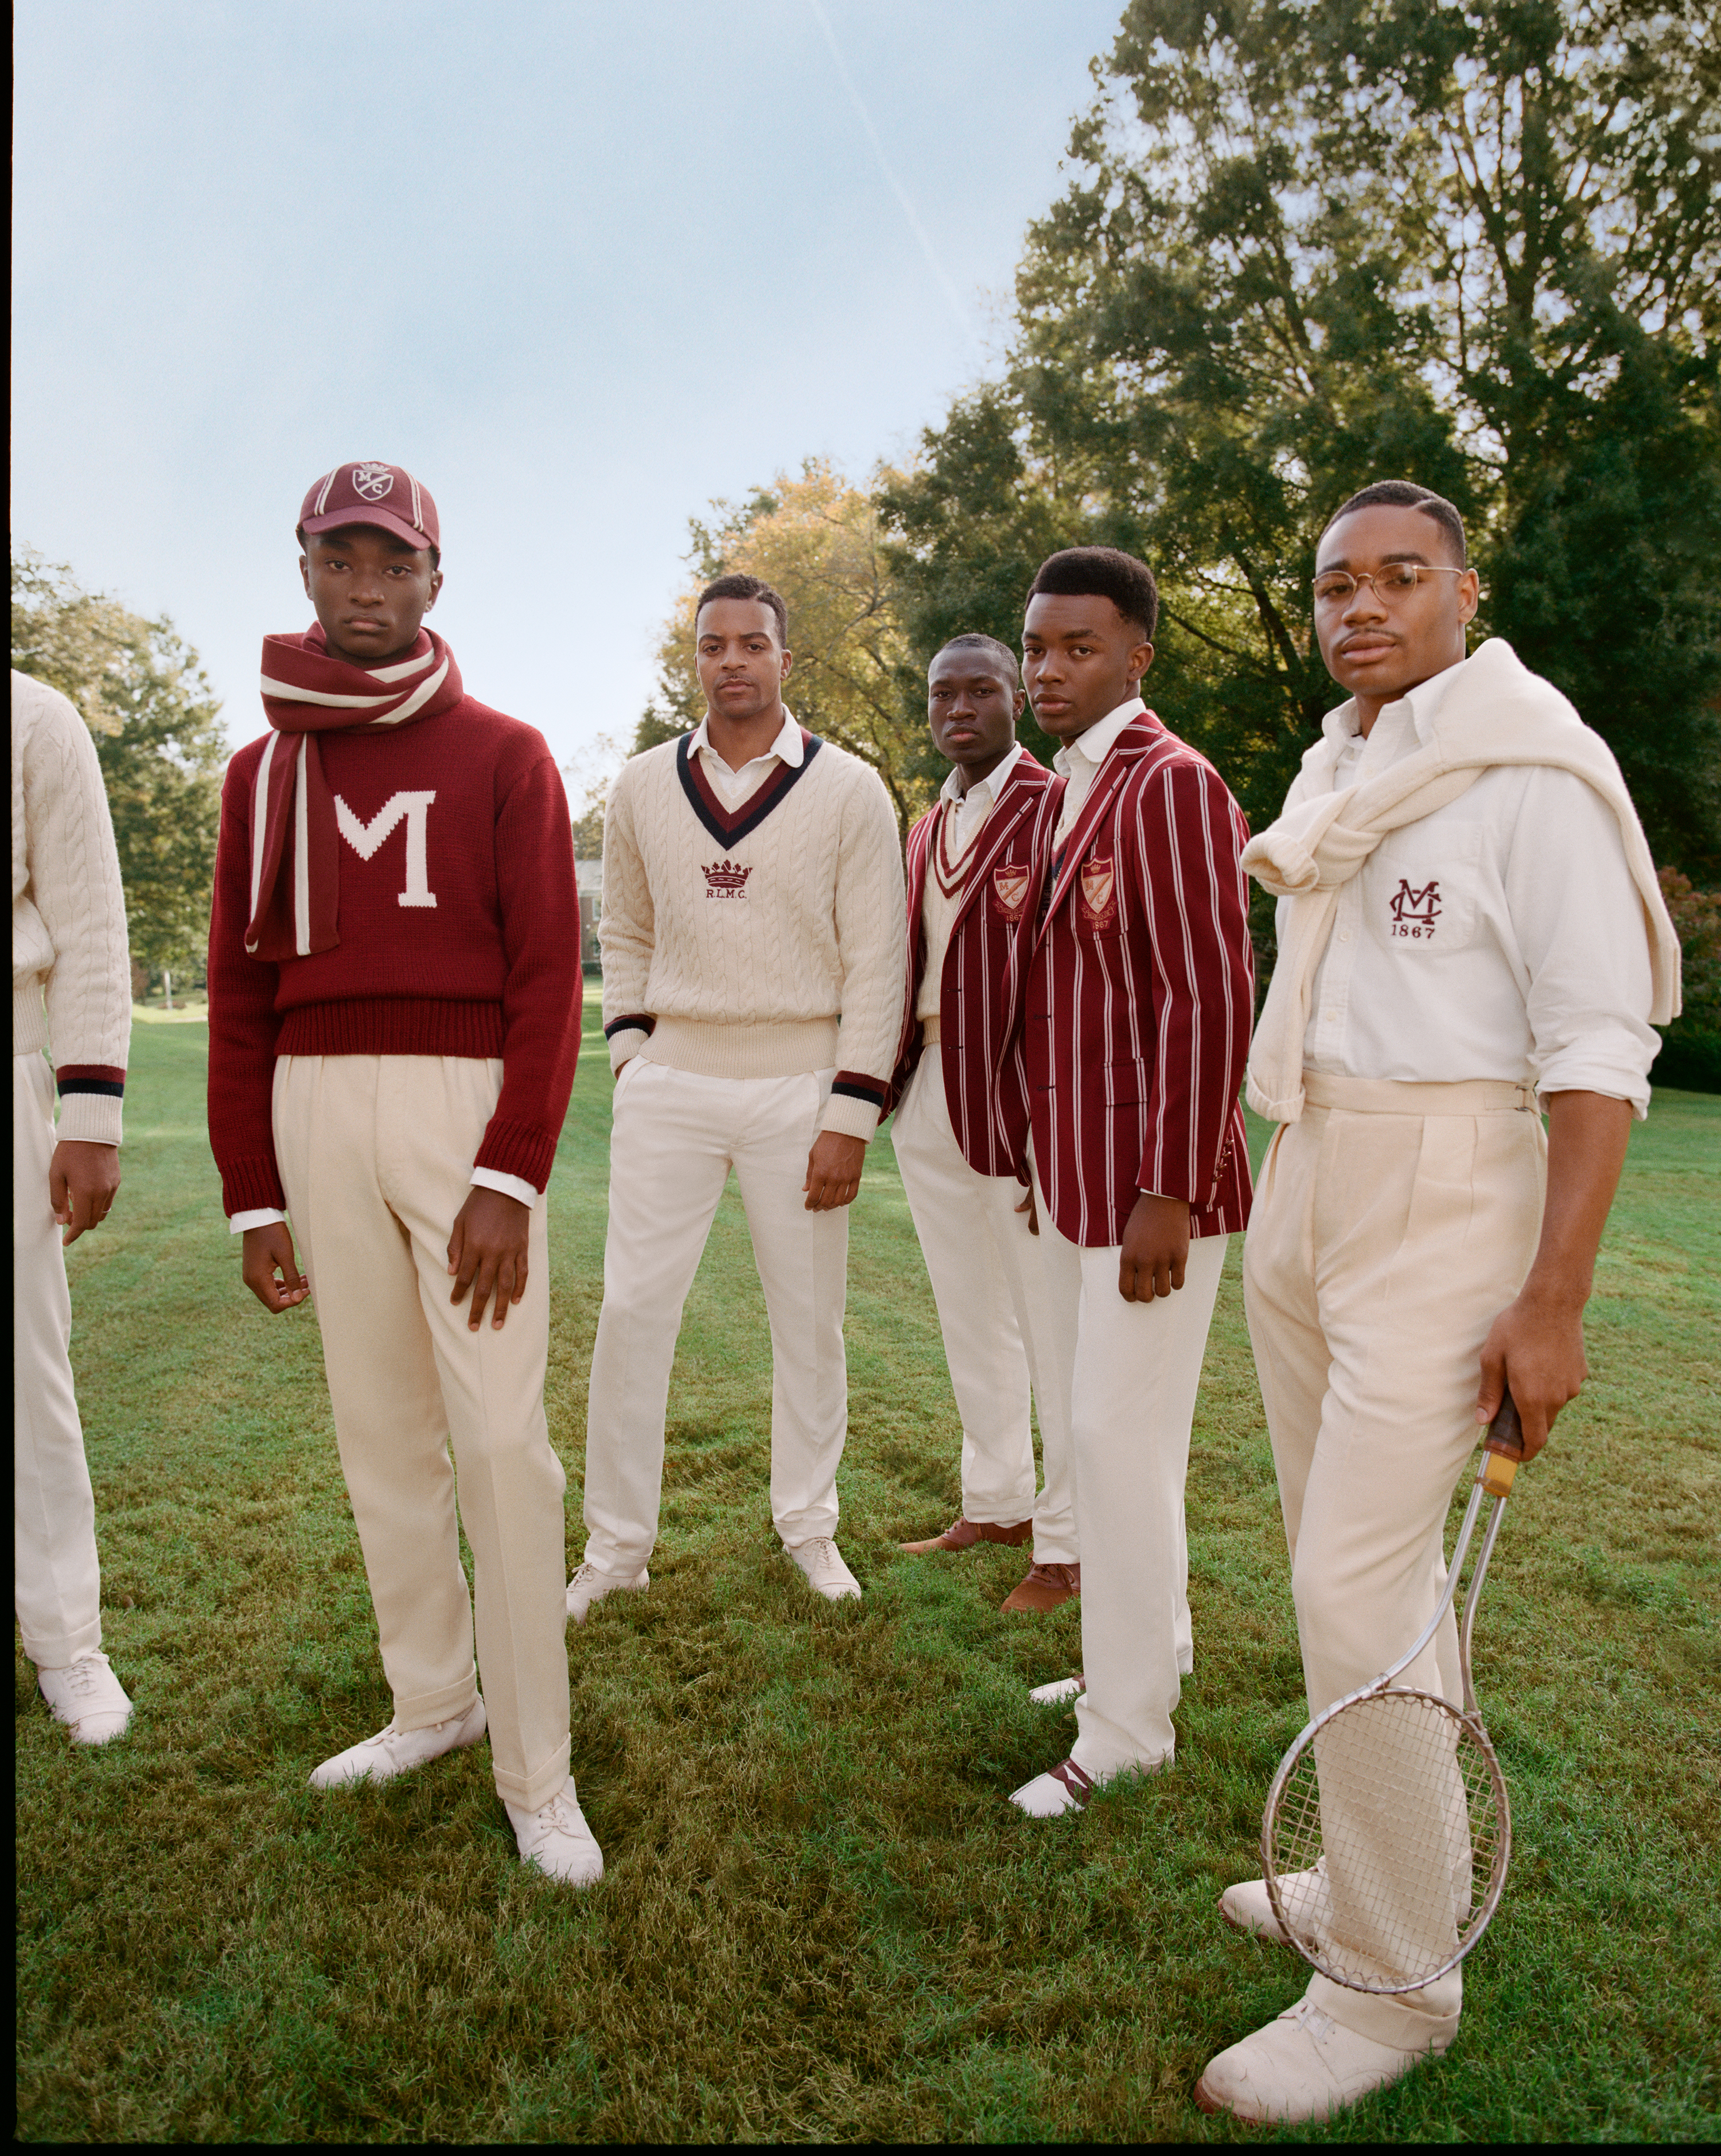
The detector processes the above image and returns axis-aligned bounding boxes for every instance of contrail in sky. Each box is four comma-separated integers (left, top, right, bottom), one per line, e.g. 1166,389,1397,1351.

804,0,972,338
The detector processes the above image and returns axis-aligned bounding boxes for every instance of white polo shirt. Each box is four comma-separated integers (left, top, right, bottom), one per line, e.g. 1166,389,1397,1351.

1052,698,1145,849
1294,656,1658,1111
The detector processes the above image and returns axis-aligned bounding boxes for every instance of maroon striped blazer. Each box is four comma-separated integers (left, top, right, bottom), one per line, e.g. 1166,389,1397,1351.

1022,712,1253,1247
887,752,1063,1176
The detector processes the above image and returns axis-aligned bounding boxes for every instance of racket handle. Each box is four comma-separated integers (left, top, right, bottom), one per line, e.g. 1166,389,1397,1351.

1481,1389,1524,1497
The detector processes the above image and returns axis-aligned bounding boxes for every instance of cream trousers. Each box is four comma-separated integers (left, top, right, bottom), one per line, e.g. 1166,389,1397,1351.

14,1051,104,1669
583,1059,850,1575
1243,1071,1546,2052
274,1054,571,1812
890,1056,1076,1560
1038,1210,1228,1775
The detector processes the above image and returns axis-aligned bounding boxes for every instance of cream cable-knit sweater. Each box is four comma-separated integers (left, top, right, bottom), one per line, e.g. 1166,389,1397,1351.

11,671,132,1144
600,729,906,1141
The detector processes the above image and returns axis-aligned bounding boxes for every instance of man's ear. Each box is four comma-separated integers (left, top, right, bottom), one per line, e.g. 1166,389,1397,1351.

1012,687,1027,722
299,554,313,598
780,647,793,682
426,567,443,612
1129,640,1155,684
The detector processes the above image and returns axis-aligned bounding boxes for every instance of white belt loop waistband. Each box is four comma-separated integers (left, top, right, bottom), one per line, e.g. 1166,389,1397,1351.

1302,1071,1538,1116
921,1014,941,1048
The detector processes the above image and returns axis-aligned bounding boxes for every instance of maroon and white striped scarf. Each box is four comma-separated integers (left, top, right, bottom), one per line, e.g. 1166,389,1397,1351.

246,625,464,961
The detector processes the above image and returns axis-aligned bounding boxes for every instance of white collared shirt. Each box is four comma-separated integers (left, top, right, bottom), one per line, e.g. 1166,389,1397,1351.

1295,654,1658,1110
690,708,804,809
1052,698,1145,847
916,743,1026,1022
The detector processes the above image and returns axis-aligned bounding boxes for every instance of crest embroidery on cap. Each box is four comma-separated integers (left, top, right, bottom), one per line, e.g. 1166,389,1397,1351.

702,859,752,900
991,865,1030,920
352,464,395,501
1078,856,1116,927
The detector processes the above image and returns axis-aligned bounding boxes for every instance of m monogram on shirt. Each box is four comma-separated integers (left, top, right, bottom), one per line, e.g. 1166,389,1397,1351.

334,791,438,908
1388,876,1442,939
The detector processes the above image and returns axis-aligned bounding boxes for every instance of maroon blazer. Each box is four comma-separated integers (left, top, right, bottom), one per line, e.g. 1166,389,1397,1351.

1022,712,1253,1247
887,752,1063,1176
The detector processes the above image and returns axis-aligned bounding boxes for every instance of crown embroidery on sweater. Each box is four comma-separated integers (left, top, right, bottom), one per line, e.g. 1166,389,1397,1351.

702,858,753,898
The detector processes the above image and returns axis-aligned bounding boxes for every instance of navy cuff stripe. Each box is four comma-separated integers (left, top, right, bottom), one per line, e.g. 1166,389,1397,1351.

831,1077,886,1106
603,1014,656,1041
57,1077,126,1098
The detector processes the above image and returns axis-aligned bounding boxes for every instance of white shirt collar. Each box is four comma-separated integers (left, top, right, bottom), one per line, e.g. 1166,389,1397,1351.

1321,651,1471,754
1051,696,1146,778
940,739,1025,810
690,708,804,772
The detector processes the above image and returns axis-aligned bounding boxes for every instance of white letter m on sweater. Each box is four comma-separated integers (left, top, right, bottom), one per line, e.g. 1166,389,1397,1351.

334,791,438,908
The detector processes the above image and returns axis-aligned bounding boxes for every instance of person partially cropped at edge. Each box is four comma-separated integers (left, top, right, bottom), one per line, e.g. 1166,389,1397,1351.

205,462,598,1885
573,573,905,1619
889,635,1077,1613
1195,481,1680,2124
13,667,136,1745
1008,547,1255,1819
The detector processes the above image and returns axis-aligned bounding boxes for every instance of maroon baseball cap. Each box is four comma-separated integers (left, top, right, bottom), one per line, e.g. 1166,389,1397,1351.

298,462,440,554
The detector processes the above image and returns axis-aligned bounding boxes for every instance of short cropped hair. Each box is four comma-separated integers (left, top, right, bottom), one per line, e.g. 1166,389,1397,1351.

1027,546,1159,641
696,573,788,647
933,632,1020,680
1323,481,1467,567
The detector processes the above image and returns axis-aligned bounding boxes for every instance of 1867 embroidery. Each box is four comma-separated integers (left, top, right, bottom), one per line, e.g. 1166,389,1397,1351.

1078,855,1118,931
703,859,752,900
1389,877,1442,939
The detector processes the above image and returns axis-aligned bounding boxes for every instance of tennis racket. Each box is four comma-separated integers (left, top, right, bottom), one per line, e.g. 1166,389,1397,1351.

1260,1392,1527,1994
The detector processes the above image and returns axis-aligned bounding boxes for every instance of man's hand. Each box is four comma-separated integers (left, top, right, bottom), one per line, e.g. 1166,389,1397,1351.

1474,1290,1588,1461
804,1130,866,1212
50,1139,121,1246
1474,1089,1632,1459
1119,1191,1190,1302
242,1223,310,1313
1016,1181,1039,1235
447,1186,532,1331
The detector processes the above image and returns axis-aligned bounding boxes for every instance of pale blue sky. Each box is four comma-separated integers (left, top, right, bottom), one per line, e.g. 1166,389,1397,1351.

13,0,1121,783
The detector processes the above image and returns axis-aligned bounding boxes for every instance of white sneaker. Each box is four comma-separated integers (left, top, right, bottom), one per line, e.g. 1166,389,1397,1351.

38,1651,133,1745
309,1696,487,1789
1009,1754,1096,1817
1217,1862,1331,1945
784,1535,861,1601
1195,1995,1439,2123
506,1775,604,1887
566,1562,649,1625
1028,1674,1085,1706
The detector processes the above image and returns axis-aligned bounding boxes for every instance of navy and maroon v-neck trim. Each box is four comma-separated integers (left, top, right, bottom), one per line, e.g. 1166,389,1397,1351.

676,727,824,847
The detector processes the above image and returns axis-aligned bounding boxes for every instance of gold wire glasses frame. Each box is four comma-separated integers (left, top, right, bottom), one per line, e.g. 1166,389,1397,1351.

1312,564,1470,605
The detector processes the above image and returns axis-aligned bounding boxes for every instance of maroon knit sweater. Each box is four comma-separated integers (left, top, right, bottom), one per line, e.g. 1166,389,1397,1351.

208,690,581,1213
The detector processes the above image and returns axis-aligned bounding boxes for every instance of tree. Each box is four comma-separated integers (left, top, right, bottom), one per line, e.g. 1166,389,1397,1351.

638,461,935,835
11,548,227,987
882,0,1721,880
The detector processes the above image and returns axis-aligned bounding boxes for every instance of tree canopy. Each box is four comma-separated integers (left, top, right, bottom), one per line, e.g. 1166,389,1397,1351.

637,461,937,835
882,0,1721,875
11,548,227,983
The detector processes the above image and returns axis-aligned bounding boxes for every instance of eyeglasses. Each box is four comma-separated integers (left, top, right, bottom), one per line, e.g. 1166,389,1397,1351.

1312,564,1469,605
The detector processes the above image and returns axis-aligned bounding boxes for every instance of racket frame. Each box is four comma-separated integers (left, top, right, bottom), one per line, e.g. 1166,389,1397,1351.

1260,1424,1521,1991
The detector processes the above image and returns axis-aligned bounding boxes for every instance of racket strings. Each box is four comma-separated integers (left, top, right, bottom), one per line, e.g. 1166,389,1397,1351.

1269,1689,1505,1992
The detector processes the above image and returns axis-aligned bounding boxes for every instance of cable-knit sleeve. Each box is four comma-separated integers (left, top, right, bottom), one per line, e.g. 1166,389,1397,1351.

12,674,132,1146
597,761,657,1073
821,762,908,1142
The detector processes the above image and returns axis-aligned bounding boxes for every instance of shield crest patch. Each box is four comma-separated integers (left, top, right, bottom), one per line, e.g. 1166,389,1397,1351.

991,865,1030,921
1078,855,1117,928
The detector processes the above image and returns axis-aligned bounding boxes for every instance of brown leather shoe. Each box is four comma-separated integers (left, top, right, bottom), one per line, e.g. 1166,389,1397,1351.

900,1516,1034,1555
1002,1561,1081,1613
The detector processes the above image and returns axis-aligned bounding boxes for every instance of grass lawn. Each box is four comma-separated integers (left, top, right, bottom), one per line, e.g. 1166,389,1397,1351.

17,1002,1720,2143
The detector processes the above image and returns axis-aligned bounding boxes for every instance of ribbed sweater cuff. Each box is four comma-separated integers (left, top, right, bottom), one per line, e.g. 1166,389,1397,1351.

221,1155,289,1215
54,1095,124,1146
820,1091,883,1143
474,1116,557,1192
